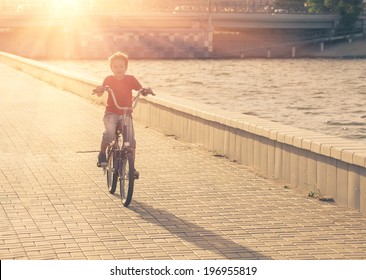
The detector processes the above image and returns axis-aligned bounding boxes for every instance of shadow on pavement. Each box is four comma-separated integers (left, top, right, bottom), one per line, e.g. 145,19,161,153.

129,201,269,260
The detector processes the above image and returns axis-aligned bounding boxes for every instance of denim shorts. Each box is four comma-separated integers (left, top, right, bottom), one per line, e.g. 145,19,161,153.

102,112,135,148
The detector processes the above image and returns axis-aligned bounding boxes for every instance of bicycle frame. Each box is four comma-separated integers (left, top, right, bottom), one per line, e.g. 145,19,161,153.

107,120,131,174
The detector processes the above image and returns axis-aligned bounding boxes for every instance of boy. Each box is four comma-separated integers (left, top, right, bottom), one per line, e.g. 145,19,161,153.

93,51,152,177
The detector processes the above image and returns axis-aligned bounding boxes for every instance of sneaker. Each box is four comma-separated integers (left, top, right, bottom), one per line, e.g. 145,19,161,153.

134,169,140,180
97,153,107,168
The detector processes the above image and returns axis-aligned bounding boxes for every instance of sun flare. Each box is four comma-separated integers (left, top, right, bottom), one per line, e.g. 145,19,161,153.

17,0,85,15
49,0,83,14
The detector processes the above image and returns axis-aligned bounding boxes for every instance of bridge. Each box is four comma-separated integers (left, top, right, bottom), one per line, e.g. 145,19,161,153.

0,11,340,59
0,11,338,30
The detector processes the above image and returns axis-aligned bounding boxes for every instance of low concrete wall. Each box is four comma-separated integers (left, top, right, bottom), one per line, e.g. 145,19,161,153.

1,51,366,212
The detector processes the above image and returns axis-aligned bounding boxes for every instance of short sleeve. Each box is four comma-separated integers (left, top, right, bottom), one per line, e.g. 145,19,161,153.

131,76,142,91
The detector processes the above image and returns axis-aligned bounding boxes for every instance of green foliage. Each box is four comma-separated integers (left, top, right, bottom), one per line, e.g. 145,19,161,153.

305,0,363,33
305,0,326,13
336,0,363,33
274,0,307,10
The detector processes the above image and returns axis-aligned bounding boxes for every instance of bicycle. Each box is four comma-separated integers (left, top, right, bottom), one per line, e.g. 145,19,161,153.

92,86,154,207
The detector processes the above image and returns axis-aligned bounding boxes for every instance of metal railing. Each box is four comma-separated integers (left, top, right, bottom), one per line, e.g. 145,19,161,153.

0,1,337,15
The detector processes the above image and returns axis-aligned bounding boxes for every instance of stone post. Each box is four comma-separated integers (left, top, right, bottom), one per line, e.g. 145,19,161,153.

320,42,324,52
267,48,271,58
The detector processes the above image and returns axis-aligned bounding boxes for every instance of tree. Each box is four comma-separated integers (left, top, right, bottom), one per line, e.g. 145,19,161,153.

274,0,307,12
332,0,363,33
305,0,325,13
307,0,363,33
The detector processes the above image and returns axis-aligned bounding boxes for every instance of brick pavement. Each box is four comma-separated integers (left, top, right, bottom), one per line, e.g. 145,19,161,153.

1,63,366,260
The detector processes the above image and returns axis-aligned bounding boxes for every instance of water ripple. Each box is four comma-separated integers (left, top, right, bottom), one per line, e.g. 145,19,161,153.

43,58,366,143
325,120,365,126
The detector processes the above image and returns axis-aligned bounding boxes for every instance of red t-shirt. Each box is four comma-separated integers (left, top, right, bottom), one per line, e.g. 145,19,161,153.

102,75,142,115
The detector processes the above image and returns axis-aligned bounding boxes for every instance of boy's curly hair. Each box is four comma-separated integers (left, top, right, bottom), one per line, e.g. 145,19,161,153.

108,51,129,68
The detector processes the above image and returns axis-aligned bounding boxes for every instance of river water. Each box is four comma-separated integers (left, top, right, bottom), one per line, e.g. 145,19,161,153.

43,58,366,143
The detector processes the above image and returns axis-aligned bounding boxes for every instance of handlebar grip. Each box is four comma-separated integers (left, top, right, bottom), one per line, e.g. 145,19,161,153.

92,86,110,95
139,87,155,96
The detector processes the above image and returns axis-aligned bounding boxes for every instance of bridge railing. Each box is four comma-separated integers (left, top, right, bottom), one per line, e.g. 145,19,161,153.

0,1,337,15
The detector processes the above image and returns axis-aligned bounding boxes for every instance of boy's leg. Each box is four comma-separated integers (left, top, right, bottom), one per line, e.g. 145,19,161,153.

98,113,118,167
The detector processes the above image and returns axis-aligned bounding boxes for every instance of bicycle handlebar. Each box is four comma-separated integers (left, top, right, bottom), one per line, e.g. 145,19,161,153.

92,86,155,110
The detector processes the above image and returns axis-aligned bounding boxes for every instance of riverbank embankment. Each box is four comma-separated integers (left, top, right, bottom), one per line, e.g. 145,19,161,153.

1,51,366,213
297,35,366,59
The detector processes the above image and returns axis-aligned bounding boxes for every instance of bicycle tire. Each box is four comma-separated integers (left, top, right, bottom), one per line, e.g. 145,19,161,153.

106,149,118,194
119,152,134,207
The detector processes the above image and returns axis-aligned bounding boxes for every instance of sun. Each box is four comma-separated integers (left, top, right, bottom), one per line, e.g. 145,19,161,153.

48,0,83,14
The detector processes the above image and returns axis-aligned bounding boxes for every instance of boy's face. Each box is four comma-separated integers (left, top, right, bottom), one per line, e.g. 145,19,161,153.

110,59,127,80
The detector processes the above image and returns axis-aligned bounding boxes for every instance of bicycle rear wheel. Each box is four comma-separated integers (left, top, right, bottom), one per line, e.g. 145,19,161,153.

106,149,118,194
119,153,134,207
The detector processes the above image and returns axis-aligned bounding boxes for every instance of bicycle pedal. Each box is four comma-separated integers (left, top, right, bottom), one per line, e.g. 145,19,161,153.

97,162,108,168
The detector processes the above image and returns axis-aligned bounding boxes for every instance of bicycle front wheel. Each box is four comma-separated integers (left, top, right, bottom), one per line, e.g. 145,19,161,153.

106,149,118,194
119,153,134,207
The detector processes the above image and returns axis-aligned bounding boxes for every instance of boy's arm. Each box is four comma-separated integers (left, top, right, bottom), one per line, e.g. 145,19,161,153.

93,76,110,97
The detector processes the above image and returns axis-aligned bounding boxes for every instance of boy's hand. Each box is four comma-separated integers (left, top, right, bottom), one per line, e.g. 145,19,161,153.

139,87,155,96
92,86,105,97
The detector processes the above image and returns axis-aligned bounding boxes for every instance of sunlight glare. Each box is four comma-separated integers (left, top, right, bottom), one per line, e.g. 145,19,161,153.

49,0,83,14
